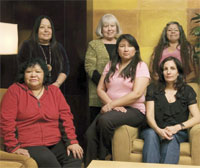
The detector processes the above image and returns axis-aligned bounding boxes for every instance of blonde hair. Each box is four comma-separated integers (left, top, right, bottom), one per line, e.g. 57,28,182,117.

95,14,122,37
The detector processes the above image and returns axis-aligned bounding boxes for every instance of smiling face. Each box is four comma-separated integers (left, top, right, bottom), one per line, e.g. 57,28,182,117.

166,24,180,43
24,64,44,90
118,39,136,63
102,21,117,40
163,60,179,84
38,18,52,45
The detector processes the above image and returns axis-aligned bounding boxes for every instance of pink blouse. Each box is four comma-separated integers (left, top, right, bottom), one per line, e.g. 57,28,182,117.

159,47,182,65
103,61,150,114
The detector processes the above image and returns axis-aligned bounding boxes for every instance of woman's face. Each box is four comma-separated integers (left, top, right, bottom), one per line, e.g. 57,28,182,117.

38,18,52,45
102,22,117,40
166,24,180,43
24,64,44,90
118,39,136,63
163,60,179,84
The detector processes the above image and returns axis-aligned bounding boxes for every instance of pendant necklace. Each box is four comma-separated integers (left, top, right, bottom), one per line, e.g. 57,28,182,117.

39,45,52,74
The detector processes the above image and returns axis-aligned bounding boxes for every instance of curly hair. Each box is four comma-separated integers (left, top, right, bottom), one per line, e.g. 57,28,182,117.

16,57,51,85
150,21,194,78
105,34,142,82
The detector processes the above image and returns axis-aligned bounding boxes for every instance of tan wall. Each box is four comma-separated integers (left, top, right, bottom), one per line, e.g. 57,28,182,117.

88,0,200,65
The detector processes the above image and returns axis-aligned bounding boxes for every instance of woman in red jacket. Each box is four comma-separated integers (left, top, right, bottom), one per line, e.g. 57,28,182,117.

0,58,83,168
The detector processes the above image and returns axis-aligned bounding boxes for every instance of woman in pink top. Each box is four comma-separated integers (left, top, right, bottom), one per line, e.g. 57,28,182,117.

149,21,196,82
84,34,150,167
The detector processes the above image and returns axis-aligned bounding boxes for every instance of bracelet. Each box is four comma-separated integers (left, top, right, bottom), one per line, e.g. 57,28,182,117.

180,123,185,130
56,80,61,86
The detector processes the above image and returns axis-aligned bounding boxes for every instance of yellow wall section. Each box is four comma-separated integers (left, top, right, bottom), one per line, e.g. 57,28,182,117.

90,0,198,65
93,0,138,10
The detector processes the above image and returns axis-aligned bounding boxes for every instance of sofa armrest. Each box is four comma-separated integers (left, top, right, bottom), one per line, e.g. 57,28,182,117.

189,123,200,165
0,151,38,168
112,125,138,161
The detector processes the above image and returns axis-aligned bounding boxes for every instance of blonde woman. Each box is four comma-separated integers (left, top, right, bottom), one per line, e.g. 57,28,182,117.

85,14,122,123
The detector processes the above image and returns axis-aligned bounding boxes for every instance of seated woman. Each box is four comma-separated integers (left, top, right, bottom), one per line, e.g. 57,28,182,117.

141,56,200,164
0,58,83,168
84,34,150,167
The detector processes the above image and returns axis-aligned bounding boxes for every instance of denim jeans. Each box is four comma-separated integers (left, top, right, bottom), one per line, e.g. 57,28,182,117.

140,128,188,164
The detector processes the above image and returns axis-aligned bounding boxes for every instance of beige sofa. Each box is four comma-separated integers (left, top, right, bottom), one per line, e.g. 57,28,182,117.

0,88,38,168
112,83,200,166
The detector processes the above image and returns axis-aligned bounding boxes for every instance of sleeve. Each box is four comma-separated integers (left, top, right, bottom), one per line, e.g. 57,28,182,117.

85,41,99,79
17,41,31,65
135,62,150,78
59,43,70,76
102,62,111,76
145,84,155,101
91,70,101,85
0,85,21,152
56,88,78,146
185,85,197,106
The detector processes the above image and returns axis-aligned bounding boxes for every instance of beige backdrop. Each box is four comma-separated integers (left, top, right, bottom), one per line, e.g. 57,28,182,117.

87,0,200,64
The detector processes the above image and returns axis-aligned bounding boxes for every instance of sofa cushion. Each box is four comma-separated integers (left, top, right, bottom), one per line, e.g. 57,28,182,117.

0,161,24,168
131,139,191,156
132,139,144,153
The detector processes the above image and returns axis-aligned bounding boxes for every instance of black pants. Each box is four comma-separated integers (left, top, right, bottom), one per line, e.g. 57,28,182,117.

25,141,82,168
84,106,145,167
89,106,101,124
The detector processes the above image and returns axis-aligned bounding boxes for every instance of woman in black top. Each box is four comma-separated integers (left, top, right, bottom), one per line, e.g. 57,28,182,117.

18,15,69,87
141,56,200,164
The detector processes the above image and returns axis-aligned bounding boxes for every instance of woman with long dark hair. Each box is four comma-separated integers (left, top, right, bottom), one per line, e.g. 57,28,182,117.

141,56,200,164
84,34,150,167
149,21,196,82
18,15,69,87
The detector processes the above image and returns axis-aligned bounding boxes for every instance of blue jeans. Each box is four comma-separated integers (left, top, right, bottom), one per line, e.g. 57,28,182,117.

140,128,188,164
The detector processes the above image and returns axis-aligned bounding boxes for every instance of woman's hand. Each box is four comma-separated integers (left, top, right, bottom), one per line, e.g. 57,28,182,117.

13,148,30,157
113,106,127,113
101,103,113,113
156,128,173,140
164,125,181,135
52,81,61,88
67,144,83,159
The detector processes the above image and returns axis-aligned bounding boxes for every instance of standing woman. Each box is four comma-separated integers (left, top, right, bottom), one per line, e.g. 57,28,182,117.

85,34,150,167
18,15,69,87
149,21,196,82
141,57,200,164
85,13,122,123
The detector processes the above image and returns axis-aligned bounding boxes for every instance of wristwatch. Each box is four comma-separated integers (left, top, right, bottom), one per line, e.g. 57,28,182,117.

180,123,185,130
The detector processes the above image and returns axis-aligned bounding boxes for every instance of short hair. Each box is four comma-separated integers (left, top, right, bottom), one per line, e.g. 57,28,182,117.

95,14,122,37
16,58,51,85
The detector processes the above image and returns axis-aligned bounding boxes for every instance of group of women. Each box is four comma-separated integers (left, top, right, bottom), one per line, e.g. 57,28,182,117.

0,13,200,168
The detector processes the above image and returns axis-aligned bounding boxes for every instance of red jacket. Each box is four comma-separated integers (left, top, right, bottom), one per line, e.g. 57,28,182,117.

0,83,78,152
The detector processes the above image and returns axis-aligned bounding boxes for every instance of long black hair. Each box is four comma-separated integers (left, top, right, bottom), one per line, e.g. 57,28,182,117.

27,15,63,76
16,57,51,85
105,34,142,82
157,56,185,91
150,21,194,77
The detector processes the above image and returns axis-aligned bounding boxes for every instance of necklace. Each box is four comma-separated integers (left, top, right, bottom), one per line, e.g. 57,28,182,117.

33,86,44,99
39,45,52,73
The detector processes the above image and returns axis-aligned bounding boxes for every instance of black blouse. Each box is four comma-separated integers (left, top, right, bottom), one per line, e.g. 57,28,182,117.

146,83,197,128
